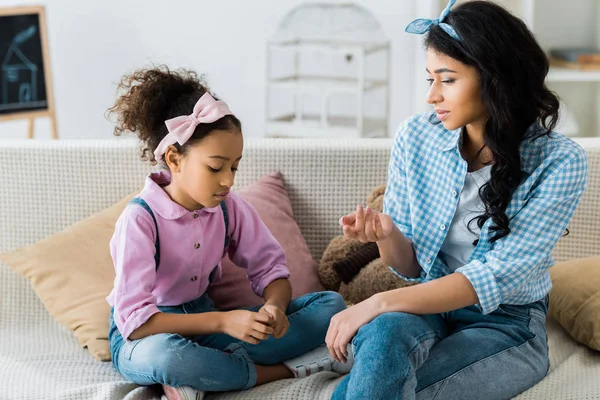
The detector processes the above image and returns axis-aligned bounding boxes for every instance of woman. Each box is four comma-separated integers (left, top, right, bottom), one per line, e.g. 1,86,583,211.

326,1,588,399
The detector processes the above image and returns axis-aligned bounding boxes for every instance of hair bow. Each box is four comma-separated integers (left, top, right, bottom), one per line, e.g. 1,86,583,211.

405,0,461,41
154,93,233,161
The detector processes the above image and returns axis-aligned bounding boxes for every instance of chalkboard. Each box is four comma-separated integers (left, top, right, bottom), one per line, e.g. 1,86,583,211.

0,6,56,138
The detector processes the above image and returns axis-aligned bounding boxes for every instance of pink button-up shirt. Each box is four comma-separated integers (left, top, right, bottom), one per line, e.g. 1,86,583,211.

107,171,290,340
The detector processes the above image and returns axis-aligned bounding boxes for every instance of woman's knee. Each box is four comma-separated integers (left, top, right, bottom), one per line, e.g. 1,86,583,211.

356,312,433,348
350,313,435,376
360,312,410,335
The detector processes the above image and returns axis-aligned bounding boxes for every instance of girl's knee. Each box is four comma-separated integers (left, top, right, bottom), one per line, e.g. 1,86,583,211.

319,290,347,313
118,334,186,379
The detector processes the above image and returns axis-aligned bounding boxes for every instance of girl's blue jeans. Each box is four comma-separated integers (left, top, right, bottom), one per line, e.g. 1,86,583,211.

109,291,345,392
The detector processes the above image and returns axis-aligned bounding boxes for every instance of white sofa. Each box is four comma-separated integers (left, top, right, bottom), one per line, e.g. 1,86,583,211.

1,138,599,400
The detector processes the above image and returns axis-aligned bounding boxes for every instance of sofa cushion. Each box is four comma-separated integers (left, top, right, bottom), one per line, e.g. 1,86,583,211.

209,172,324,310
549,255,600,351
0,172,322,361
0,192,137,361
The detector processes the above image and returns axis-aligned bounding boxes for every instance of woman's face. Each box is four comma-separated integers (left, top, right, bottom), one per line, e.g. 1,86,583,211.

425,48,487,132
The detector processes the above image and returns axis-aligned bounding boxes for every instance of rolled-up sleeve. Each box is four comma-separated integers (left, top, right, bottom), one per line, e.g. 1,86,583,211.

384,121,414,242
384,121,426,283
226,194,290,297
456,147,588,314
110,208,161,340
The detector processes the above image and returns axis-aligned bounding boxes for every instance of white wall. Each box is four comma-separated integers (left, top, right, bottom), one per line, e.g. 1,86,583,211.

0,0,420,140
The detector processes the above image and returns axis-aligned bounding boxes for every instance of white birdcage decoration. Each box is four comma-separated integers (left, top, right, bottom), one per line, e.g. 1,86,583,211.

265,3,391,138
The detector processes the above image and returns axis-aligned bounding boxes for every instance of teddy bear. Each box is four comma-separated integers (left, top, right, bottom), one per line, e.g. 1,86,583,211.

318,185,418,304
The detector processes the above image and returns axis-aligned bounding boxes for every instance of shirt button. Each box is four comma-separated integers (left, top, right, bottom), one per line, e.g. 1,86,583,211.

193,213,199,218
440,224,446,230
452,190,458,197
426,258,433,264
191,276,197,281
194,243,200,249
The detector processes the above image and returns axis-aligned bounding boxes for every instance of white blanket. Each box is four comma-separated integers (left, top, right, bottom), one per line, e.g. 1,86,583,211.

2,263,599,400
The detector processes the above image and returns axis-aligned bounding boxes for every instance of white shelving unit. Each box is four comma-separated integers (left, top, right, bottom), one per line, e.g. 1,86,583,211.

265,4,391,139
419,0,600,137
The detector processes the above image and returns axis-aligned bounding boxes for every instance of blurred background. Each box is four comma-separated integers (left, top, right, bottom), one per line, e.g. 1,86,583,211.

0,0,598,140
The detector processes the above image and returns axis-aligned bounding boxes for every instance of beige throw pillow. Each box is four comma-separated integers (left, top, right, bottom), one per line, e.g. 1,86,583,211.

0,192,138,361
549,256,600,351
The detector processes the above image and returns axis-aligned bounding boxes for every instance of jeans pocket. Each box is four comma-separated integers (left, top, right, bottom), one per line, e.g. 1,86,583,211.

121,339,142,361
495,304,531,322
529,308,548,337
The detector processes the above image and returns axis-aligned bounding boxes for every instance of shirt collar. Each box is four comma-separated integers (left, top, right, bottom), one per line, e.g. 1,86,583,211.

140,170,220,220
436,125,463,152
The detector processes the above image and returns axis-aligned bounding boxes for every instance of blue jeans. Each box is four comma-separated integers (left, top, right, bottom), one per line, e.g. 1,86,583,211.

109,291,345,392
332,297,549,400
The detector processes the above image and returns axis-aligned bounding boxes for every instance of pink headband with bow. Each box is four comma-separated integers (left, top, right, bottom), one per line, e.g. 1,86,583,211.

154,92,234,161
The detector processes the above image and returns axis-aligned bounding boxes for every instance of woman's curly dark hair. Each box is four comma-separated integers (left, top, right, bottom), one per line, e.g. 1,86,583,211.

424,1,561,243
106,65,241,164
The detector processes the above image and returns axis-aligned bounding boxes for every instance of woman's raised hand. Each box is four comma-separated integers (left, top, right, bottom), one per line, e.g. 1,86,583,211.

339,205,394,243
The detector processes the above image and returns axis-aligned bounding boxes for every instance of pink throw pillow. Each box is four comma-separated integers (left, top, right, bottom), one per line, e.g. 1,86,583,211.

207,172,325,310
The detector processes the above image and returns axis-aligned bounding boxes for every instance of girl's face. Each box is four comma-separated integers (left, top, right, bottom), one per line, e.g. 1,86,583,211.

425,49,487,132
168,129,243,210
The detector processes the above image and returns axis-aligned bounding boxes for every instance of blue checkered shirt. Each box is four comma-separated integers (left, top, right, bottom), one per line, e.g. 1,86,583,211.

383,112,589,314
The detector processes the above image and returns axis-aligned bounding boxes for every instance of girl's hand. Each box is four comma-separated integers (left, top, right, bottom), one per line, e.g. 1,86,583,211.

258,304,289,338
325,297,381,363
221,310,274,344
340,205,394,243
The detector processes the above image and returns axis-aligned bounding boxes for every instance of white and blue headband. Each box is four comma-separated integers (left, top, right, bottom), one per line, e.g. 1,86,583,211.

405,0,461,41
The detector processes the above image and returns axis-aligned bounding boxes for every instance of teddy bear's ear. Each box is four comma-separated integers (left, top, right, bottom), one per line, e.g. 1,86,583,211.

333,242,380,284
366,184,386,212
318,236,366,291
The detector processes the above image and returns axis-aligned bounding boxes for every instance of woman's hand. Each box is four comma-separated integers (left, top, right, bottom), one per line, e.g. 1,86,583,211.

325,296,381,362
340,205,394,243
221,310,274,344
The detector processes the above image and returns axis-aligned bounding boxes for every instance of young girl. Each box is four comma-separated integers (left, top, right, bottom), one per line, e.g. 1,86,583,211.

327,1,588,399
105,67,351,399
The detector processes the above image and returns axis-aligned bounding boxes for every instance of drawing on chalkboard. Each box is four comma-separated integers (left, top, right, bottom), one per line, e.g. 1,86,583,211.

1,25,45,110
0,6,57,138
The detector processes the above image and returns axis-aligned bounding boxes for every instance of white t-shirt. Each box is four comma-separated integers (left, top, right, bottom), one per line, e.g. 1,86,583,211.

439,165,492,272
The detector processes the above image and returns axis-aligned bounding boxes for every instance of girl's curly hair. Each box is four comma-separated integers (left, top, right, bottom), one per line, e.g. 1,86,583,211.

106,65,241,164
